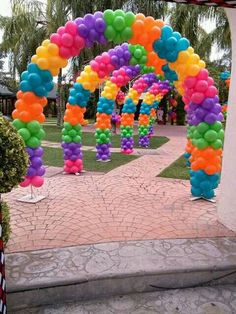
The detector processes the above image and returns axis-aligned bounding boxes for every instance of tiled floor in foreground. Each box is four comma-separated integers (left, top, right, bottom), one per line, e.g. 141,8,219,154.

4,126,235,253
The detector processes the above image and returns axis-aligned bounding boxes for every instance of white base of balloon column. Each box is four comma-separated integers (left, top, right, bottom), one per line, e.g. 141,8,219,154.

17,194,46,203
190,196,216,203
218,9,236,231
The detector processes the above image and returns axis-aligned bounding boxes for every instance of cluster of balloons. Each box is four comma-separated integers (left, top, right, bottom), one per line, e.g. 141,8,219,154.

90,52,115,79
148,102,159,137
121,137,134,154
111,112,121,126
130,14,164,51
97,97,115,115
13,120,45,149
20,146,45,188
162,64,178,82
220,71,231,88
62,122,82,144
64,104,86,126
32,39,68,76
184,152,191,167
108,43,131,69
187,97,223,125
190,170,220,199
101,81,119,99
68,83,91,107
153,25,190,63
13,91,47,123
183,69,218,106
75,12,107,47
95,113,111,129
187,121,224,150
169,47,206,95
20,63,54,97
95,129,111,160
222,104,228,119
111,67,133,87
147,52,166,75
62,141,83,174
77,65,103,92
116,90,125,105
96,143,112,161
128,44,148,67
103,9,135,43
50,21,85,59
190,146,222,175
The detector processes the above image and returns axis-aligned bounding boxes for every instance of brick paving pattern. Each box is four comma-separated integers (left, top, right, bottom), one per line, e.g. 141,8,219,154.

4,125,235,253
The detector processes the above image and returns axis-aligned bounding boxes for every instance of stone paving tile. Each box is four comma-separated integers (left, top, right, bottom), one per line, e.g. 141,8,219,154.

4,125,236,253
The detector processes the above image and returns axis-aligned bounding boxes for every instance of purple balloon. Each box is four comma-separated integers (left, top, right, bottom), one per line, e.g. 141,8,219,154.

27,167,36,177
84,14,94,28
89,29,98,41
26,147,34,157
37,166,45,176
78,24,88,37
34,147,44,157
95,18,106,32
31,157,43,169
205,113,217,124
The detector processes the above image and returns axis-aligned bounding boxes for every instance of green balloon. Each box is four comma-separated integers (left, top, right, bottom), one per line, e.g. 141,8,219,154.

121,27,133,41
134,48,142,59
64,122,72,131
196,138,208,149
218,129,224,141
104,9,114,24
204,130,218,142
114,9,125,18
128,44,135,53
193,130,202,139
113,16,125,31
105,129,110,136
68,129,77,137
197,122,209,134
63,135,72,143
36,129,46,140
105,25,116,40
211,139,222,149
18,128,31,141
62,128,67,135
100,134,107,141
113,33,122,44
140,55,147,64
211,121,222,132
26,136,40,148
12,119,26,130
74,124,82,132
125,12,135,26
27,120,41,134
74,135,81,143
97,139,102,145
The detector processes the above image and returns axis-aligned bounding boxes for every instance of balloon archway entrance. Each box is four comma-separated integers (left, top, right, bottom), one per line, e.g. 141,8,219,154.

12,10,224,201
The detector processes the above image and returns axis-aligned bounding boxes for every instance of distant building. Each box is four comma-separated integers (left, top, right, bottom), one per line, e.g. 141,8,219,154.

0,83,16,117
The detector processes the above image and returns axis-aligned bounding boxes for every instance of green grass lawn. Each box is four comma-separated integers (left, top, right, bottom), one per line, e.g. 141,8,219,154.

158,155,190,180
42,146,139,173
43,125,169,149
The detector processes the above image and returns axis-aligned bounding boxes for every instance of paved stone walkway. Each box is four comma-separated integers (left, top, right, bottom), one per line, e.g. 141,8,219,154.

13,285,236,314
4,125,235,253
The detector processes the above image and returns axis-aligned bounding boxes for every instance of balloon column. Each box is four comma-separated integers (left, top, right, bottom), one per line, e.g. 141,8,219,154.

138,80,171,147
220,71,231,119
120,73,159,154
12,9,223,199
116,90,125,105
148,100,159,137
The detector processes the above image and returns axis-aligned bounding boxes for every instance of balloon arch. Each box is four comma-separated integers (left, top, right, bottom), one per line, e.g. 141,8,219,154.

12,10,224,200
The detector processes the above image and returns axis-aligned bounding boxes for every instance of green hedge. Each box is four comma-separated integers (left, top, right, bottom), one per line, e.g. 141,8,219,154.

1,201,11,245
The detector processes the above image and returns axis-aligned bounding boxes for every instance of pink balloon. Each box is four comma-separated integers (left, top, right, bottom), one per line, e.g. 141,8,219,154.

70,166,79,173
90,60,99,71
60,46,71,59
207,77,214,86
74,35,85,49
57,26,65,36
66,160,74,167
184,77,197,89
197,69,209,80
191,92,205,104
20,177,31,187
61,33,73,47
50,33,61,46
31,176,44,188
195,80,208,93
98,70,106,78
65,21,78,36
101,52,110,64
205,86,218,98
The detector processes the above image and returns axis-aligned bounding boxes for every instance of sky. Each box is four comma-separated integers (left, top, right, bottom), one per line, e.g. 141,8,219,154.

0,0,221,74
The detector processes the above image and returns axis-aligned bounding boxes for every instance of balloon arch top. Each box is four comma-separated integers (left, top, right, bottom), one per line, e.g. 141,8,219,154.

12,10,224,200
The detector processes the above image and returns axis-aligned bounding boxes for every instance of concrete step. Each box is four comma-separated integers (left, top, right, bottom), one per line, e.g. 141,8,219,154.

9,284,236,314
6,237,236,312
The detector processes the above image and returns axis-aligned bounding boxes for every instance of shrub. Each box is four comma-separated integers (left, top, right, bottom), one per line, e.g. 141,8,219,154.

0,116,28,245
0,116,28,193
1,201,11,245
